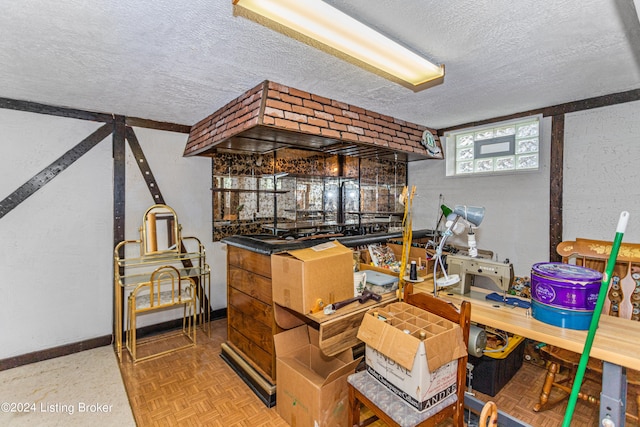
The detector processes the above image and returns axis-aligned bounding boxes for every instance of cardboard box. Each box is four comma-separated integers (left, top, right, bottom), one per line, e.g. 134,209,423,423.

274,325,361,427
271,241,354,314
356,302,466,411
360,243,434,278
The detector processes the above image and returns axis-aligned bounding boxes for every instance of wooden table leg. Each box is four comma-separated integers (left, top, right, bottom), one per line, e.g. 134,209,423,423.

533,361,559,411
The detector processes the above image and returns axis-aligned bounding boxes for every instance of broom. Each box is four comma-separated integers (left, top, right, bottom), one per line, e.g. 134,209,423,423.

562,211,629,426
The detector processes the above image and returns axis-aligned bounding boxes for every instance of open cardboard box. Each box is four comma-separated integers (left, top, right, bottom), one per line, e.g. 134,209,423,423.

275,325,361,427
360,242,434,278
356,302,466,411
271,241,354,314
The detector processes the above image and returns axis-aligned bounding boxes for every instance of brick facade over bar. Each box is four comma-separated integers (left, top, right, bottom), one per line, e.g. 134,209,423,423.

184,80,442,160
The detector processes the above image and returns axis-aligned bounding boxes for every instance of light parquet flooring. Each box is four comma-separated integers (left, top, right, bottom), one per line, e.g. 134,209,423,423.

118,318,633,426
118,319,287,427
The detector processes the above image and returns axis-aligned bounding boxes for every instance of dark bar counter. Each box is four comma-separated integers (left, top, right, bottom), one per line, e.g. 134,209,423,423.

221,228,437,255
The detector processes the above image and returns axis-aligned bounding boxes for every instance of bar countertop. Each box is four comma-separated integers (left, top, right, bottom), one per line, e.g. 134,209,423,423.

221,229,438,255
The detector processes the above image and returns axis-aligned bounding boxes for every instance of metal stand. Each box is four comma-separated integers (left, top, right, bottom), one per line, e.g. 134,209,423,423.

600,361,627,427
464,393,533,427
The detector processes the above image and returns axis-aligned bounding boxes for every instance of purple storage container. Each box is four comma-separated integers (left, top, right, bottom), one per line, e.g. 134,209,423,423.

531,263,602,311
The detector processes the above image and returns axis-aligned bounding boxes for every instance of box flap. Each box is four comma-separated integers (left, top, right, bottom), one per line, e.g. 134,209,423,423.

357,310,467,372
424,325,466,371
273,303,307,329
307,325,320,347
274,325,310,357
286,241,352,261
357,313,420,370
280,355,327,387
307,345,359,385
322,357,361,385
276,325,361,386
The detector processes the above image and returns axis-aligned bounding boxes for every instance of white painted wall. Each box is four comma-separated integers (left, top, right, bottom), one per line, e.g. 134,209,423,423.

563,101,640,242
0,110,112,358
2,100,640,359
409,117,551,277
410,100,640,278
0,109,225,359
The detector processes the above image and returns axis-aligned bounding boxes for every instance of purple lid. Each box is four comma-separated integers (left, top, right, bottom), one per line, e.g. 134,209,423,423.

532,262,602,282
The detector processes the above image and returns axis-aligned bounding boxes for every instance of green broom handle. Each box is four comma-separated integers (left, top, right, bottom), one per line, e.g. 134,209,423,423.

562,211,629,427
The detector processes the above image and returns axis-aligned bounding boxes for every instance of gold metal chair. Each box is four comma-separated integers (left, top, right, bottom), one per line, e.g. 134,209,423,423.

126,265,197,363
348,284,471,427
533,238,640,423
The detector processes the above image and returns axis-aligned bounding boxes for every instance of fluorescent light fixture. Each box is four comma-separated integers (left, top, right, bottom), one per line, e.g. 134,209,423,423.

233,0,445,87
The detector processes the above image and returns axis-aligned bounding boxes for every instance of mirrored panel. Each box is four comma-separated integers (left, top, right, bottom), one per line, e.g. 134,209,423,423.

142,204,180,254
211,150,407,241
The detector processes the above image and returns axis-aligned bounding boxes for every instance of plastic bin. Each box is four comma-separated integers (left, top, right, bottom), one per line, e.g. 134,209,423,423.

468,334,525,396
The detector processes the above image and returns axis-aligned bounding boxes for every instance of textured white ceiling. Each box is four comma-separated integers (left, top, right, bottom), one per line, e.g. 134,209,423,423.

0,0,639,129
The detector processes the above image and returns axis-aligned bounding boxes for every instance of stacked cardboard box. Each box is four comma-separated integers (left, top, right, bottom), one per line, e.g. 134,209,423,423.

274,326,361,427
357,302,466,411
271,241,354,314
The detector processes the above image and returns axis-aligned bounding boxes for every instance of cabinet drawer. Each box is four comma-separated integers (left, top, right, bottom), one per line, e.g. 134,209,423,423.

228,326,274,380
227,246,271,277
228,305,275,356
228,286,274,328
308,292,397,356
228,266,273,305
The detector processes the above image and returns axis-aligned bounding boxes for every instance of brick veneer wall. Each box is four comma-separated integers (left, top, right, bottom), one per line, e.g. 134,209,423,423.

184,80,441,158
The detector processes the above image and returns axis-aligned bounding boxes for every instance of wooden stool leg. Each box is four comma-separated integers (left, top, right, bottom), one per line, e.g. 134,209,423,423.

348,384,360,427
480,401,498,426
534,362,559,412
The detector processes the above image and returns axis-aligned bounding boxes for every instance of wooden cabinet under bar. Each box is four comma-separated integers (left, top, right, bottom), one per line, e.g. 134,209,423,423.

220,230,436,407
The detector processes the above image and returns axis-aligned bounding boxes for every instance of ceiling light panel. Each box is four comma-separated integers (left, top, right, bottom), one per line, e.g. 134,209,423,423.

233,0,445,87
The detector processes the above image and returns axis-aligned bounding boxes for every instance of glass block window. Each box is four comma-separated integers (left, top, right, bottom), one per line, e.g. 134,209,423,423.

445,115,540,176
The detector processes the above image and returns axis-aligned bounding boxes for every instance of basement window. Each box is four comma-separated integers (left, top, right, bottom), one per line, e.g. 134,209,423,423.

444,115,541,176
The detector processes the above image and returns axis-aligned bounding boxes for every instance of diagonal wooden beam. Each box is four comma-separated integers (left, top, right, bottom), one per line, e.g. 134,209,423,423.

125,126,165,204
0,123,112,219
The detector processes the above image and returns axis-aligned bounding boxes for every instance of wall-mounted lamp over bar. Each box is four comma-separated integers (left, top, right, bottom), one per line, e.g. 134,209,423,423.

233,0,445,88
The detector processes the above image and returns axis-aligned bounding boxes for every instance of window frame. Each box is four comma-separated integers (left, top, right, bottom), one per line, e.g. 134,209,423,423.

444,114,542,177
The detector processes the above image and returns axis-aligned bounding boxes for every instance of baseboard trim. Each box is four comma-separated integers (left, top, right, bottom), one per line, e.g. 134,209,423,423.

0,308,227,371
220,342,276,408
0,335,112,371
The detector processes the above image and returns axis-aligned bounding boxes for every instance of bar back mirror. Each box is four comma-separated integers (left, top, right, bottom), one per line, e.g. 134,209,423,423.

141,204,180,255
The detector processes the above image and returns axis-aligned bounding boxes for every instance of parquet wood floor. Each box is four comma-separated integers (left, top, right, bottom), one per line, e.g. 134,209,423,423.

117,318,630,426
118,319,287,427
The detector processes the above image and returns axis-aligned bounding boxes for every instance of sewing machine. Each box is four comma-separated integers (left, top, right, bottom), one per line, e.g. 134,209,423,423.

445,254,514,295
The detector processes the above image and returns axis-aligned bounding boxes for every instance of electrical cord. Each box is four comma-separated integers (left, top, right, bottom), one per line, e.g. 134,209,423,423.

482,329,510,354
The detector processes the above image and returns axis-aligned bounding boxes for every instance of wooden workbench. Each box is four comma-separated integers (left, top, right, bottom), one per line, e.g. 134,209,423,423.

413,284,640,425
411,285,640,371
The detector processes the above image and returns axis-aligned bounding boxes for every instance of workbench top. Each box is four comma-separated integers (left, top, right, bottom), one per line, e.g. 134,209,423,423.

413,284,640,371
